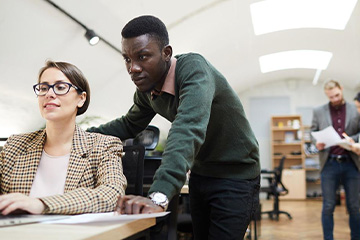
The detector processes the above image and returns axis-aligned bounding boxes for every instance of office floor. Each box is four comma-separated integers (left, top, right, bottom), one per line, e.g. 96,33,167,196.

177,199,351,240
258,199,350,240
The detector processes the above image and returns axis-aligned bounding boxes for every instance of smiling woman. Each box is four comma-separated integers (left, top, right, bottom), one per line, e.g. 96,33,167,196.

0,61,126,215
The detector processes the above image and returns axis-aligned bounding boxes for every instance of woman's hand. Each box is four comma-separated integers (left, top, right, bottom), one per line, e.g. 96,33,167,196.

0,193,45,215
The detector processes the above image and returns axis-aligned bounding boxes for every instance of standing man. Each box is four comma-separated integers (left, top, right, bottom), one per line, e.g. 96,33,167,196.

311,80,360,240
88,15,260,239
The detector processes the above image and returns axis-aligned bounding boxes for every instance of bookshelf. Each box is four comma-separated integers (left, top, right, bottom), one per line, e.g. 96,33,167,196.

270,115,306,199
303,125,322,199
271,115,305,169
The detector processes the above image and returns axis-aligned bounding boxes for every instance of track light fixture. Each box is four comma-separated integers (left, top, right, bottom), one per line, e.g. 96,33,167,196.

44,0,122,54
85,29,100,46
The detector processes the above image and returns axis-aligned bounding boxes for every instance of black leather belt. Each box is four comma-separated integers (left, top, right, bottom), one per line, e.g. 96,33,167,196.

329,154,351,163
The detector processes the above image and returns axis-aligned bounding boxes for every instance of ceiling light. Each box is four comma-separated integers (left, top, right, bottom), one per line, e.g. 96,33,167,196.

250,0,358,35
312,69,323,85
85,29,100,46
259,50,333,73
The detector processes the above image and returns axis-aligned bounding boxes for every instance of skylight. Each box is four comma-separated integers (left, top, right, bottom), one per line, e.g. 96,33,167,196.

250,0,358,35
259,50,333,73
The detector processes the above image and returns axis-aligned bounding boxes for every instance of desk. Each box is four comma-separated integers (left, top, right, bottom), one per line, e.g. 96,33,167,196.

0,218,155,240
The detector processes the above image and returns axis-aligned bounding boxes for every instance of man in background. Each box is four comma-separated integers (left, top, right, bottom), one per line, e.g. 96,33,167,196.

311,80,360,240
88,15,260,239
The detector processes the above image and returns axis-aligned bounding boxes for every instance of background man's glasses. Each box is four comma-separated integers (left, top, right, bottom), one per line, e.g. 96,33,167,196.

33,82,82,96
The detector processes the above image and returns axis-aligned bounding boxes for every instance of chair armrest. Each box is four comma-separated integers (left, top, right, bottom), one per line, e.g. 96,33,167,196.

261,169,276,174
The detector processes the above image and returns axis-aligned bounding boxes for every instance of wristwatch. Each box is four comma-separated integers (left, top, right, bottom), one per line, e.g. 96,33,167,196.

149,192,169,211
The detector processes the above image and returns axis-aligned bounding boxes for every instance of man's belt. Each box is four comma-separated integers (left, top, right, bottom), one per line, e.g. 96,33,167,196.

329,154,351,163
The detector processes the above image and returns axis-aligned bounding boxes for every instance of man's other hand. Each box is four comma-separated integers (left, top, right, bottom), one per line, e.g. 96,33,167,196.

316,142,326,150
115,195,164,214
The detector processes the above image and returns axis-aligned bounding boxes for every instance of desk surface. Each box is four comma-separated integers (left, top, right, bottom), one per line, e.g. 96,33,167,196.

0,217,155,240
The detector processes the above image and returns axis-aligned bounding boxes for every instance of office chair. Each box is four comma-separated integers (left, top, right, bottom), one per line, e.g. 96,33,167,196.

132,125,178,240
122,145,146,196
260,156,292,221
0,138,7,151
131,125,162,194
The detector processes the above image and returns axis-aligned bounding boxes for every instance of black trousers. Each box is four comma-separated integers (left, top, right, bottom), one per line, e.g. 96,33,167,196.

189,172,260,240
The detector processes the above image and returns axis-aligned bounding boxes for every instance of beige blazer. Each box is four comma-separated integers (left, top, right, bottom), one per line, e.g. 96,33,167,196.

0,125,126,214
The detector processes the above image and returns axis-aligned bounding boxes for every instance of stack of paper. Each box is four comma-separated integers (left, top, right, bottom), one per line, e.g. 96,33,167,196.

311,126,353,150
42,212,169,224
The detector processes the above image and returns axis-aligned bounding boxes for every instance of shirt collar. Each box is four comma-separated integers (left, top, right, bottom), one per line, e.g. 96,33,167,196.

151,57,176,99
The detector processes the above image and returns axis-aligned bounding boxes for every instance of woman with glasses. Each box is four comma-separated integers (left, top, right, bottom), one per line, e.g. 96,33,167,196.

0,60,126,215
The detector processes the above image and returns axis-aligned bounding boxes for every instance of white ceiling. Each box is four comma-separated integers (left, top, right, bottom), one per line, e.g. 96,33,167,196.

1,0,360,136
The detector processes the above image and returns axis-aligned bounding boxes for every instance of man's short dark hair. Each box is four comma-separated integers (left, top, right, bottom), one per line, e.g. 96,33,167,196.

354,92,360,102
121,15,169,48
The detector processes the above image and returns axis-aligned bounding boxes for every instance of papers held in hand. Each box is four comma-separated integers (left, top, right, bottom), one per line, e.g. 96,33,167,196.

311,126,353,150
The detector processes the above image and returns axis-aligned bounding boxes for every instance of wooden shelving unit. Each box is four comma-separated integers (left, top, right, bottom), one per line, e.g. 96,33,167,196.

303,125,322,199
271,115,305,169
270,115,306,200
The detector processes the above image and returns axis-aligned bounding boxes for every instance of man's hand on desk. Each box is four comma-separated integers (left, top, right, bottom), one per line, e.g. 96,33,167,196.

0,193,45,215
115,195,164,214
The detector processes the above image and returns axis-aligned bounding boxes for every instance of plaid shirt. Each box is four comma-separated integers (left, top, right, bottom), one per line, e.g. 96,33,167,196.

0,125,126,214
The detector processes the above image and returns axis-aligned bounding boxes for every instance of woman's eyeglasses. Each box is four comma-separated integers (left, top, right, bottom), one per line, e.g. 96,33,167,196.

33,82,82,96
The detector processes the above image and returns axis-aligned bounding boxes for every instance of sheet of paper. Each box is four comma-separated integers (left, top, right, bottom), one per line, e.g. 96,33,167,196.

42,212,169,224
311,126,352,150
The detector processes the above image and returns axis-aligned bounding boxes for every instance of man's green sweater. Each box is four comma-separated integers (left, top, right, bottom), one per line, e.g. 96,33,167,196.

88,53,260,200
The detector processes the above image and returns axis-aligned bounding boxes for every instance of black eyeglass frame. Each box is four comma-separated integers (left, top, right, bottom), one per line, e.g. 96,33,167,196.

33,82,83,96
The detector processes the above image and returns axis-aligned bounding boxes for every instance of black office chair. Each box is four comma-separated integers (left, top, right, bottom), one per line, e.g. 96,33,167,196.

132,125,162,194
132,125,179,240
122,145,146,196
260,156,292,221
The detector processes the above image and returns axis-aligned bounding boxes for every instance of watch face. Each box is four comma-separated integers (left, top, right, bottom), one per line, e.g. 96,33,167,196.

153,193,166,202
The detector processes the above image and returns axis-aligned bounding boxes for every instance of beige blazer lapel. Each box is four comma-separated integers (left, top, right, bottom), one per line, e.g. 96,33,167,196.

64,126,89,192
11,130,45,195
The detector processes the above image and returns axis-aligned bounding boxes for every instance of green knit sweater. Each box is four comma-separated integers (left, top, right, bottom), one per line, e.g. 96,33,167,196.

88,53,260,200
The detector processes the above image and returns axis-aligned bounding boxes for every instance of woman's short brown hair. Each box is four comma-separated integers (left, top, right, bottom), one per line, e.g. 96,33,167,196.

38,60,90,116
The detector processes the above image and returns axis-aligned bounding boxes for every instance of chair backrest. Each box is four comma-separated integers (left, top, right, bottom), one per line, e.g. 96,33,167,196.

122,145,145,196
275,156,288,194
133,125,162,192
0,138,7,151
133,125,160,151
